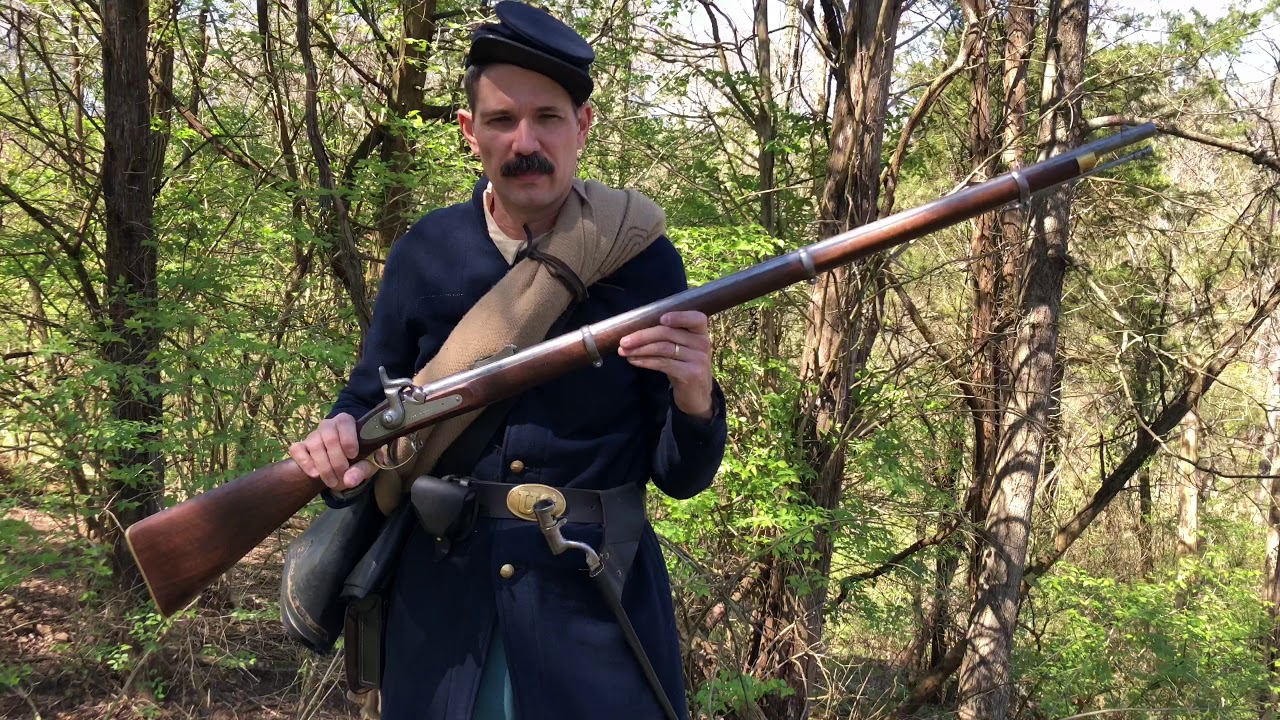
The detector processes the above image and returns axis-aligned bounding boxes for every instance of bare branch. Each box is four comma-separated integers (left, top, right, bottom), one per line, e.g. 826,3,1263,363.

297,0,373,332
0,180,104,323
888,269,981,414
313,18,392,98
1088,115,1280,174
1026,270,1280,581
148,71,273,177
892,639,968,718
694,0,757,120
826,520,961,611
881,11,981,216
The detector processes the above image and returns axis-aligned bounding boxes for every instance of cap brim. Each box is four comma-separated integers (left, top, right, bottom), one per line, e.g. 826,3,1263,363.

468,35,593,105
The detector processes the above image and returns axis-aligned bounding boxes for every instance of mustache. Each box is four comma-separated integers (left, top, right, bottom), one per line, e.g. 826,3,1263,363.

501,153,556,177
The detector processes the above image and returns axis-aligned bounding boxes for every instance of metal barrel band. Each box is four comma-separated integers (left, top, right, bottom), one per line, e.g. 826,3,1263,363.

798,248,818,284
580,325,603,367
1010,168,1031,206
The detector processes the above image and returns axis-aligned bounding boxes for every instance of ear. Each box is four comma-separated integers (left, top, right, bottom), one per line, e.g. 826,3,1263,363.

458,109,481,157
575,103,593,154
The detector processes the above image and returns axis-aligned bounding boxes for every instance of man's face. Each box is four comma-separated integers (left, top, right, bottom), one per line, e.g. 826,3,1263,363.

458,64,592,218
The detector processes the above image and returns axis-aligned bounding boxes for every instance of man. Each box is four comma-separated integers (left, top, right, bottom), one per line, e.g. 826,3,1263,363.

287,3,727,719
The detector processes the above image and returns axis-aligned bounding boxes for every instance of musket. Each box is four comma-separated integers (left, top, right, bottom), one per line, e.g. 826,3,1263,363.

126,123,1158,616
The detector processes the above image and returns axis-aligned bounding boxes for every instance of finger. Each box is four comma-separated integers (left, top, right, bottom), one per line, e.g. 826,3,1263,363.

335,413,359,460
625,355,678,376
304,434,334,484
620,340,680,359
618,325,669,352
624,341,709,365
318,423,350,486
289,442,318,478
660,311,709,334
343,459,375,489
626,354,707,379
619,326,708,355
656,327,711,352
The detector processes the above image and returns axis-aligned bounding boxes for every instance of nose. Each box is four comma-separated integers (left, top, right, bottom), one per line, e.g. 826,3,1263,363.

511,118,539,156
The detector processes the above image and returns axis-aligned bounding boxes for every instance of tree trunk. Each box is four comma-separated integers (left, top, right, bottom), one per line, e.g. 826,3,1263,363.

1138,467,1155,576
149,0,178,188
100,0,163,586
892,256,1280,716
72,13,85,167
753,0,784,391
245,0,315,420
962,0,1001,606
998,0,1035,303
753,0,777,240
1175,407,1203,563
929,545,960,688
965,0,998,504
1260,295,1280,712
922,433,965,704
377,0,439,248
296,0,373,331
956,0,1087,716
1128,264,1170,578
190,0,212,115
750,2,901,717
1266,331,1280,597
259,0,302,196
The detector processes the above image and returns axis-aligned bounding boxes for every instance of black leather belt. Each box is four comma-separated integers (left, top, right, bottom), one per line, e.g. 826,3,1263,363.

471,481,606,523
411,478,647,590
471,480,647,600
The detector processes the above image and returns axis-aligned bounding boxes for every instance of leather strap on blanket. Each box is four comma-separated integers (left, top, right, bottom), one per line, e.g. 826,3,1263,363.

371,180,666,515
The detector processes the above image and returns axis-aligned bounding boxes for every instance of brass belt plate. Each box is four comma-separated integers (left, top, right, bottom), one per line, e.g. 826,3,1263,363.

506,484,566,521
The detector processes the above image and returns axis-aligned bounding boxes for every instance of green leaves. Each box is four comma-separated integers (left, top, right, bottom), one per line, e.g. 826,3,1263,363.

693,668,794,717
2,0,1279,715
0,517,43,591
1024,560,1270,716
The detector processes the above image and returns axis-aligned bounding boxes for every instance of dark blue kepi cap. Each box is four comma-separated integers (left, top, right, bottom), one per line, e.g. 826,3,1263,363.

466,1,595,105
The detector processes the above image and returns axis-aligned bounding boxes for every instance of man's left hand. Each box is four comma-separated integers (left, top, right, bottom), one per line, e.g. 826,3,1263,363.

619,310,714,420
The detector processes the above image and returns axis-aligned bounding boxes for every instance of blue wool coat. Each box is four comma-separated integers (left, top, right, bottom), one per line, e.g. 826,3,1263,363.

329,179,727,720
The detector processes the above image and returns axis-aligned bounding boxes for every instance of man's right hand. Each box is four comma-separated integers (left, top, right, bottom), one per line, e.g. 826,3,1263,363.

288,413,376,491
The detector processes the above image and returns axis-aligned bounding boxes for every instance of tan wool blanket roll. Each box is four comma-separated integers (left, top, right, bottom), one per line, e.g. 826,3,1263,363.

371,180,666,514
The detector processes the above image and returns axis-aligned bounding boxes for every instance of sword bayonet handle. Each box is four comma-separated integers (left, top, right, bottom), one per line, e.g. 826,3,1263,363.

534,498,603,575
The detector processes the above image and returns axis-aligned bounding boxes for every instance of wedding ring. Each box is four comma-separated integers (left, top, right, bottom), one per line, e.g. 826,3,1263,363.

674,343,682,359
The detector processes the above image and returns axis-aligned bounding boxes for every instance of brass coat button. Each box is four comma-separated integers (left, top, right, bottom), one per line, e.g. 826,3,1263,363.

509,460,525,474
499,564,516,579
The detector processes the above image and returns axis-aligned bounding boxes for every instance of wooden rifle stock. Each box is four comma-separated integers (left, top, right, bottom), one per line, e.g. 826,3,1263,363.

126,123,1157,616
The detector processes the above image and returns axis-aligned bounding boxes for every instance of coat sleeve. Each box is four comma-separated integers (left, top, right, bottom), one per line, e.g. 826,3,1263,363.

624,236,728,500
328,235,420,421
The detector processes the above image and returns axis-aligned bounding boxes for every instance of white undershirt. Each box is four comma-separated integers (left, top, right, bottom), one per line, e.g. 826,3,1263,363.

482,180,585,265
482,182,528,265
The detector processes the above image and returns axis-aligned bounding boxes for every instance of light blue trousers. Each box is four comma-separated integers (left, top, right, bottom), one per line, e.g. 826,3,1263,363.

471,618,515,720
